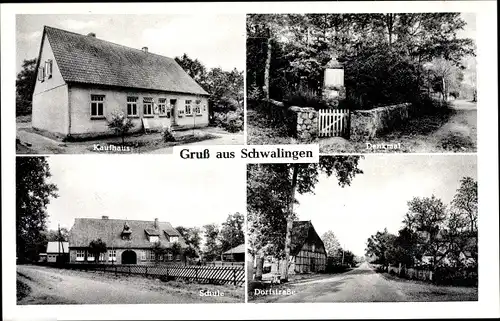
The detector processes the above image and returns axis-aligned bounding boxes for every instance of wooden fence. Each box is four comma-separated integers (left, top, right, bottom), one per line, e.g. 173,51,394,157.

58,263,245,286
318,109,350,137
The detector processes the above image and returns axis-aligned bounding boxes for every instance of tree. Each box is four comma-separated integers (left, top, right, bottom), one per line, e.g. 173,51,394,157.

176,226,202,252
403,195,448,269
107,110,134,144
43,227,69,242
16,157,58,262
450,177,478,234
202,223,221,261
88,239,107,264
219,212,244,253
170,242,183,263
175,53,208,86
16,58,37,116
247,156,363,281
322,230,341,257
365,228,397,266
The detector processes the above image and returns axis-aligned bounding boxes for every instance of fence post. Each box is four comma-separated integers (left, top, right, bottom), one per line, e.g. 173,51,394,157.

145,266,148,277
195,267,199,282
129,266,131,276
233,268,237,286
115,265,117,277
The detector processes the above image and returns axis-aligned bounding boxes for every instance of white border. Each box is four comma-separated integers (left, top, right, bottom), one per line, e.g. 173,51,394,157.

2,1,498,320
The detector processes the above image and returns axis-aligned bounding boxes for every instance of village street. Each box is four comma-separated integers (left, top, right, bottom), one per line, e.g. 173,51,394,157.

252,262,477,303
17,265,243,304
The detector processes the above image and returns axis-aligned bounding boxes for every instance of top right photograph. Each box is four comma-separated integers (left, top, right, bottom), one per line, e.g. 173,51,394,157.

246,13,477,153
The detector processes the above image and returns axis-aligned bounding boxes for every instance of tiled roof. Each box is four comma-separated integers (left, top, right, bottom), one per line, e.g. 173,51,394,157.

223,244,245,254
43,26,209,95
69,218,187,249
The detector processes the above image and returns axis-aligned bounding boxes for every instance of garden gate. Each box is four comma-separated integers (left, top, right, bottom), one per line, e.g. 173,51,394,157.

318,109,350,137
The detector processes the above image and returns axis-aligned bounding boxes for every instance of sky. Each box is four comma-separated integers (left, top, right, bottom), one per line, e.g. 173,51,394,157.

44,156,246,233
16,14,245,74
295,155,477,257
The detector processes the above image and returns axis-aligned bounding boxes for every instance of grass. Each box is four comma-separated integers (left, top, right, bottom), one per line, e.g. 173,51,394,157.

86,133,218,153
16,115,32,123
320,106,476,153
247,108,297,145
16,275,31,302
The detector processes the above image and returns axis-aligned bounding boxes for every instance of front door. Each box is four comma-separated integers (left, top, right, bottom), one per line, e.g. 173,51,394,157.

121,250,137,264
170,99,177,126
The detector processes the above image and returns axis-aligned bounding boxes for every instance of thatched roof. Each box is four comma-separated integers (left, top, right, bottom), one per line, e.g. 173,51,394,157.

290,220,326,256
69,217,187,249
41,26,209,96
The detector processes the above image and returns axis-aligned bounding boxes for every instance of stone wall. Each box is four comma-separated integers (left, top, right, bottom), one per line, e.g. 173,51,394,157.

350,103,413,141
289,106,318,142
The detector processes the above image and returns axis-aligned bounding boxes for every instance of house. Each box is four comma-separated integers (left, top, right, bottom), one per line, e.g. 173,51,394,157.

46,241,69,263
222,244,245,262
68,216,188,264
32,26,210,139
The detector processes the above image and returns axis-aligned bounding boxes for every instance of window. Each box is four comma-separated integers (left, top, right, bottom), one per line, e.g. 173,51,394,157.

203,104,207,112
108,249,116,262
141,250,146,261
169,236,179,243
87,252,95,262
127,96,138,116
45,59,53,78
37,67,45,82
194,100,202,115
167,252,173,261
149,250,155,261
143,97,153,116
158,98,169,117
99,252,105,262
185,100,192,115
149,235,159,243
76,250,85,262
90,95,105,117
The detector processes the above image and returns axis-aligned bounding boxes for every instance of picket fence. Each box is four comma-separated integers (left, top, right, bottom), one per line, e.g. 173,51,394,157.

318,109,350,137
59,263,245,286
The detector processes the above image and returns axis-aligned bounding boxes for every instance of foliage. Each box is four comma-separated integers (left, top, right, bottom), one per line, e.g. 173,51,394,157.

212,108,244,133
88,238,107,263
321,230,341,257
162,127,176,142
107,110,134,144
247,13,475,110
16,58,37,116
219,212,245,253
42,227,69,242
366,176,478,284
247,156,364,259
16,157,58,262
176,226,202,251
175,54,244,125
202,223,221,261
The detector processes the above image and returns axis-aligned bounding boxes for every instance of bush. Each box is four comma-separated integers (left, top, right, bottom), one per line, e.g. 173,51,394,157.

162,127,176,142
213,108,243,133
283,87,328,110
107,110,134,144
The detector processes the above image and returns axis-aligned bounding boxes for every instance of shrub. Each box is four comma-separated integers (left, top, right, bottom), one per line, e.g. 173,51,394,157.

283,87,328,110
162,127,176,142
213,108,243,133
107,110,134,144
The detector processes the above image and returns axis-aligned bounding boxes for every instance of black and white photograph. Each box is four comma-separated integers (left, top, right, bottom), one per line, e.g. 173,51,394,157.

246,13,477,153
247,155,478,302
15,14,244,154
16,156,245,304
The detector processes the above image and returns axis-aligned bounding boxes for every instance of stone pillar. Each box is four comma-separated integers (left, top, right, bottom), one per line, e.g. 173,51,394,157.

322,58,346,108
289,106,318,142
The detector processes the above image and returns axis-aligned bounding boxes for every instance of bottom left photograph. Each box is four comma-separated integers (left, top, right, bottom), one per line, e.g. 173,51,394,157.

15,156,246,304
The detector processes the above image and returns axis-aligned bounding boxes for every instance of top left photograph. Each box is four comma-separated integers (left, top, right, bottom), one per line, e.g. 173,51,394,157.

15,14,245,154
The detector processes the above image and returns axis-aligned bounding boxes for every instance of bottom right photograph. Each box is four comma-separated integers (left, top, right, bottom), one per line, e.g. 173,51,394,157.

246,155,478,303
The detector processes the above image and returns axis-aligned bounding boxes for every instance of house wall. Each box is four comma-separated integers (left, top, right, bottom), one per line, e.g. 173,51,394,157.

32,34,69,135
68,85,209,137
293,243,327,274
69,248,181,264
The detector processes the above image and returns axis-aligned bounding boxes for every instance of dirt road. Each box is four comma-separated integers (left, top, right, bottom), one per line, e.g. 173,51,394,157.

17,265,243,304
251,262,477,303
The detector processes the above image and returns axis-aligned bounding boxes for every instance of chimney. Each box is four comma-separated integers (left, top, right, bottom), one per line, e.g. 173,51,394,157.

87,32,96,38
102,215,109,220
154,218,158,228
142,46,148,53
